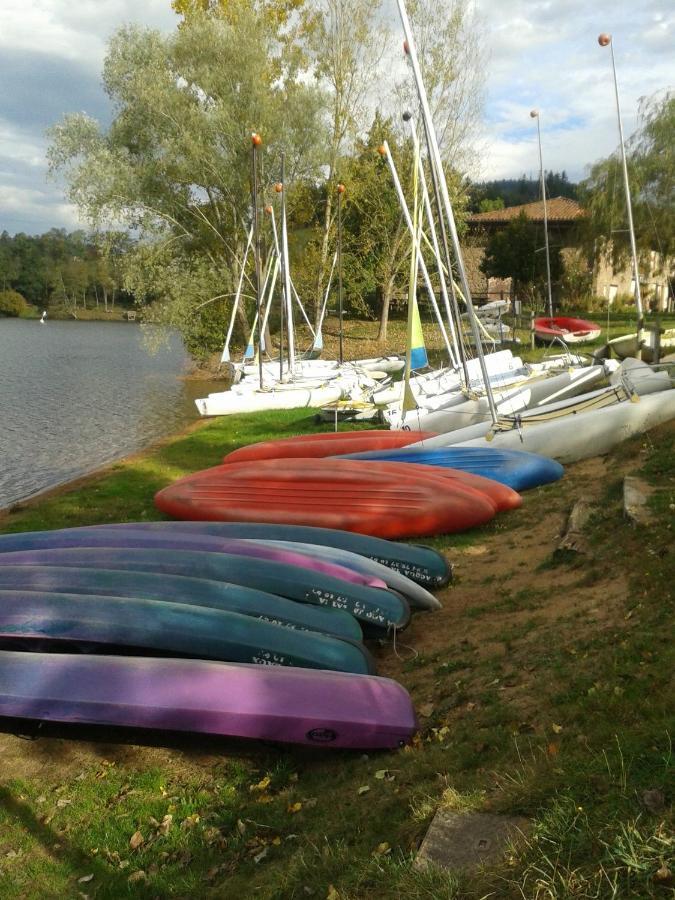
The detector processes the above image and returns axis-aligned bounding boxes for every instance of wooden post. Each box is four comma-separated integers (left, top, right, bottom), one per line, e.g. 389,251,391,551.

530,309,536,350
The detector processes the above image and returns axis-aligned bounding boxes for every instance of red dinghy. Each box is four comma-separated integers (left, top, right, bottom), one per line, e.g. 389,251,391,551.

223,430,437,465
155,458,497,539
533,316,601,344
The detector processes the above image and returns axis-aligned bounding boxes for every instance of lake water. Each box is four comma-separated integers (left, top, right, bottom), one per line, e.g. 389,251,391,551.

0,320,214,510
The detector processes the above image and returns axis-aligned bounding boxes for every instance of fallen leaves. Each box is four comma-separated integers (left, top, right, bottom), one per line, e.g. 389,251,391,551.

287,802,303,814
249,776,271,794
129,831,144,851
418,702,435,718
373,842,391,856
357,786,370,796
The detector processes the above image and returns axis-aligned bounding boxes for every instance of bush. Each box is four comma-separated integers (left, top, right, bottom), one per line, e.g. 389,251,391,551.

0,289,29,317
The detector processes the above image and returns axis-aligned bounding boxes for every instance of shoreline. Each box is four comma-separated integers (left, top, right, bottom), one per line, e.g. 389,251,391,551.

0,415,213,523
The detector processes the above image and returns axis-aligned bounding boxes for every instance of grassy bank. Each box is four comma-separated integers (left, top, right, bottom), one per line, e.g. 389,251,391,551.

0,408,673,899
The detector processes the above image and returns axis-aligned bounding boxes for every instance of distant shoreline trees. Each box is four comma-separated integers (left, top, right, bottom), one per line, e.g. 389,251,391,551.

0,229,132,313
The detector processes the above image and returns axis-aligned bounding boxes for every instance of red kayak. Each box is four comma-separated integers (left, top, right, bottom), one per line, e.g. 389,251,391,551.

385,463,521,512
155,458,497,539
533,316,601,344
223,430,438,465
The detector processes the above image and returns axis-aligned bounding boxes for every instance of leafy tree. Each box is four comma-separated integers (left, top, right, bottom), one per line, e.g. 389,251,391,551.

580,91,674,267
47,9,326,352
340,115,412,340
480,211,562,307
478,197,504,213
302,0,385,326
0,289,29,317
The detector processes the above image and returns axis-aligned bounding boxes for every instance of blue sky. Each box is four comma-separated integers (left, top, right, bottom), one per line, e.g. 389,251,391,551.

0,0,672,235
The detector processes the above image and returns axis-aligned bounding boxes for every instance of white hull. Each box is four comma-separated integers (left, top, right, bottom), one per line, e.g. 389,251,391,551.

196,384,343,417
455,388,675,464
392,366,607,432
535,327,601,344
609,329,675,363
407,360,674,464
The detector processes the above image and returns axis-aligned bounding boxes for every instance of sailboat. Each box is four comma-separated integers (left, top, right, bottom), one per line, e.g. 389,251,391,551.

388,3,675,461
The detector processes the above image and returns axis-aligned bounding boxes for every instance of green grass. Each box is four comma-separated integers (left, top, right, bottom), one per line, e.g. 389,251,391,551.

0,409,673,898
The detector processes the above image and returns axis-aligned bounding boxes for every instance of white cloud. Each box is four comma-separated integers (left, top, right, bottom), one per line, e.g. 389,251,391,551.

0,1,176,71
469,0,674,181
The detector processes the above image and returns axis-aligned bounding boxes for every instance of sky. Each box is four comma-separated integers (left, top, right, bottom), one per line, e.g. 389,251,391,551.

0,0,672,235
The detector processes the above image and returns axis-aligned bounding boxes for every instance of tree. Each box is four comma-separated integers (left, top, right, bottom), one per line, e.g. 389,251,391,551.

580,91,674,267
395,0,486,172
340,115,412,341
0,289,29,317
47,9,326,356
480,212,562,307
303,0,385,326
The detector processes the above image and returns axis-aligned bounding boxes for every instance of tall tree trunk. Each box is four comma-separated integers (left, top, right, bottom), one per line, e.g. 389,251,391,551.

377,274,395,342
313,188,334,329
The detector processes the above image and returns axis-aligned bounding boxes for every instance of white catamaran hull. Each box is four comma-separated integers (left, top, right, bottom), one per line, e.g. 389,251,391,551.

453,388,675,464
390,366,607,432
609,329,675,364
196,384,344,417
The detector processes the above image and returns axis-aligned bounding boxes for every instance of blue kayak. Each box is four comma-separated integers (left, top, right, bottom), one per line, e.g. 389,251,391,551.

337,446,564,492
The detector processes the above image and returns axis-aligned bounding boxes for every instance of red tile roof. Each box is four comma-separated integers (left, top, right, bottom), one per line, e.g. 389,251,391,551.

467,197,585,225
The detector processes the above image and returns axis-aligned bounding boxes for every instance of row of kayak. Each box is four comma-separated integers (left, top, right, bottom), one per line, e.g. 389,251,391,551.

0,424,570,750
0,521,453,750
154,433,563,539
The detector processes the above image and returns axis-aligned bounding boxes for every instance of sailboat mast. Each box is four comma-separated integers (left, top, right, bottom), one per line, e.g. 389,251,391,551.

395,0,498,424
279,154,295,375
599,33,644,358
530,110,553,317
337,183,345,365
251,133,264,389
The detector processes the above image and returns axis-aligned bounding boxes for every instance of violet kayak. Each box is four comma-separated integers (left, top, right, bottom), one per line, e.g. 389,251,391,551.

0,530,386,591
0,650,418,750
80,521,452,587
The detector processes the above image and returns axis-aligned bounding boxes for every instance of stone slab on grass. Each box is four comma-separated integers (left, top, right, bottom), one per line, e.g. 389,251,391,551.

415,810,529,873
623,476,655,526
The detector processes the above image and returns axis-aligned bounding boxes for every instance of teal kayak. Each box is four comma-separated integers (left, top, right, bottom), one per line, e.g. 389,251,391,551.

0,590,374,674
0,566,362,640
0,548,410,630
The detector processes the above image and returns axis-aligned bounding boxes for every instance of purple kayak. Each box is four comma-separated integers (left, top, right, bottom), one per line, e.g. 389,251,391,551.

0,650,417,750
0,529,386,591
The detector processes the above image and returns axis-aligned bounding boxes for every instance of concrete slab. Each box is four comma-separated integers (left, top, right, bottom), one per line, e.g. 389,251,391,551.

623,476,655,526
414,809,530,873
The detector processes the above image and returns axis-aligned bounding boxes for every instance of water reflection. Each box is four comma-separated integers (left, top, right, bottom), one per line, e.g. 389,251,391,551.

0,320,214,509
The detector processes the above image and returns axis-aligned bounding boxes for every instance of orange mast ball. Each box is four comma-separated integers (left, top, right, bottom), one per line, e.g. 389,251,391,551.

274,182,283,193
377,145,387,157
598,33,611,46
264,205,273,215
251,132,262,146
337,183,346,194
